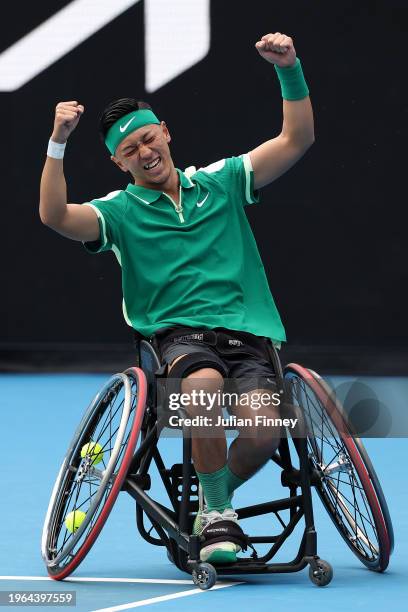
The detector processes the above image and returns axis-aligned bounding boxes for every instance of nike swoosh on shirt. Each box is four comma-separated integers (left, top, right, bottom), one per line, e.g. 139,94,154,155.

119,116,136,132
197,193,210,207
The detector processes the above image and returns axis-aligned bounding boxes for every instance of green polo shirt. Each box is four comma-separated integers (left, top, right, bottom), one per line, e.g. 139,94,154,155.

83,154,286,343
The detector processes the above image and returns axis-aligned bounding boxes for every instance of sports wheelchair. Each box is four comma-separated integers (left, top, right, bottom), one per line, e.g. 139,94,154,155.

41,334,394,590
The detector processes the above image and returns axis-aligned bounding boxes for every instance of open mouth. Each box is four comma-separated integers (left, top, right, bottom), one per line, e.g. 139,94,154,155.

144,157,161,171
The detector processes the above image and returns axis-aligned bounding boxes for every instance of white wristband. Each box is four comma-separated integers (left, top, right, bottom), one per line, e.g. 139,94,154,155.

47,139,66,159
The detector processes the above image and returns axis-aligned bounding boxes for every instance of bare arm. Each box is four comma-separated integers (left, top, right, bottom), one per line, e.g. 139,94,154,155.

249,33,315,190
39,101,100,242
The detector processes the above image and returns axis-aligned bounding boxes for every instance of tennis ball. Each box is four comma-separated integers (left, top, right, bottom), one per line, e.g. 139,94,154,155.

80,441,104,465
65,510,86,533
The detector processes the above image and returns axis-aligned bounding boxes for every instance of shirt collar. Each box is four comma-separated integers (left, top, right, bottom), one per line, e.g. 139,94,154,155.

126,168,195,204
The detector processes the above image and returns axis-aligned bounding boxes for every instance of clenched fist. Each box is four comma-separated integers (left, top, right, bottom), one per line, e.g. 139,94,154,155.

51,100,84,144
255,33,296,67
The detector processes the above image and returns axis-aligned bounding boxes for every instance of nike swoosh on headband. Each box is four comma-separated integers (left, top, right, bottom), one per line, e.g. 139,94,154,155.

197,193,210,207
119,116,137,133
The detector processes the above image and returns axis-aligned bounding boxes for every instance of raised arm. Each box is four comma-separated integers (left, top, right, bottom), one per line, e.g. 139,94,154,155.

39,101,100,242
249,33,315,190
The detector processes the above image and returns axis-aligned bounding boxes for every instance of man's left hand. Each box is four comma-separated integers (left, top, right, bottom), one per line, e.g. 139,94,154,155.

255,32,296,67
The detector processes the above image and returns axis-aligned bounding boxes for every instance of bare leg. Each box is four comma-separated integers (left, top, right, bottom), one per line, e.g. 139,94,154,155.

227,388,281,480
167,354,226,473
167,355,244,562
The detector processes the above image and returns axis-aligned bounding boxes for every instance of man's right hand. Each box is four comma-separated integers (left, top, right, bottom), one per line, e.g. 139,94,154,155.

51,100,84,144
41,98,100,243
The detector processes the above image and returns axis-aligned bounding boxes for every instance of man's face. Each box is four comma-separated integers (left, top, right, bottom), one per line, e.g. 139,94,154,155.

112,122,174,188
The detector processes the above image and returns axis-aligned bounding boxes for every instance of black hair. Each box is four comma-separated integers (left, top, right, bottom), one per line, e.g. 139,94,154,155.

99,98,153,142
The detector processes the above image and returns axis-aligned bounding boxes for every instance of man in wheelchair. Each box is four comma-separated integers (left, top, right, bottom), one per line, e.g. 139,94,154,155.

40,32,314,565
152,325,285,563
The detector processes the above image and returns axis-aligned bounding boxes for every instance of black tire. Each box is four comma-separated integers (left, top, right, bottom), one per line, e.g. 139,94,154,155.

284,364,393,572
309,559,333,586
192,563,217,590
42,368,147,579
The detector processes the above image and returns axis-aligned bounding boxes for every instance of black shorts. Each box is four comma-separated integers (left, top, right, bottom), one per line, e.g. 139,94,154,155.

151,325,277,395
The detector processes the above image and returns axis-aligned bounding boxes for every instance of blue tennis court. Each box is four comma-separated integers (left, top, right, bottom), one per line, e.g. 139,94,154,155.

1,374,406,611
2,1,407,611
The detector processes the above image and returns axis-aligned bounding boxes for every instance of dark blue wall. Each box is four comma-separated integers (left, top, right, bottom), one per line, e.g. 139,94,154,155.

2,1,407,350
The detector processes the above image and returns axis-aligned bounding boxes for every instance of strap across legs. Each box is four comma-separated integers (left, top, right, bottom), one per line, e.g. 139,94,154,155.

154,352,228,416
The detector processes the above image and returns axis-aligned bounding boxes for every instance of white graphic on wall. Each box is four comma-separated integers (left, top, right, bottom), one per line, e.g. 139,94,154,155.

144,0,210,92
0,0,210,92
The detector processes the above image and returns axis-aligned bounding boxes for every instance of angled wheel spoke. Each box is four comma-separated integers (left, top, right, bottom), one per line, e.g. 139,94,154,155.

325,474,365,492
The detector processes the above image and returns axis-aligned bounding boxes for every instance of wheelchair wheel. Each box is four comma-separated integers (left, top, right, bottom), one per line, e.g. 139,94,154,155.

284,364,394,572
41,367,147,580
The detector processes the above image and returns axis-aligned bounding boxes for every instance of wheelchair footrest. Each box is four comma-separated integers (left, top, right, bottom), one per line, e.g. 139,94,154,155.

250,536,280,543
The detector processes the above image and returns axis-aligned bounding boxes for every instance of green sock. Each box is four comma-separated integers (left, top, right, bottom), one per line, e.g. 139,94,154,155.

195,464,233,513
225,465,247,503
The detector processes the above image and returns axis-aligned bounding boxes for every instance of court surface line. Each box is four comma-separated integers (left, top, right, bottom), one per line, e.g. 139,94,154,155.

0,576,193,584
90,582,242,612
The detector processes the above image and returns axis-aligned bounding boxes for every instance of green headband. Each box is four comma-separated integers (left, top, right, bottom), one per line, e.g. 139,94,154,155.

105,109,161,155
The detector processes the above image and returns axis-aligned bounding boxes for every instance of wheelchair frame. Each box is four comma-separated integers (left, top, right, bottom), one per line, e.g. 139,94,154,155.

122,335,333,585
42,332,393,590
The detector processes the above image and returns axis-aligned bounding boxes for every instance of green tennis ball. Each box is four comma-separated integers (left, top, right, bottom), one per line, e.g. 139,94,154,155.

65,510,86,533
80,441,104,465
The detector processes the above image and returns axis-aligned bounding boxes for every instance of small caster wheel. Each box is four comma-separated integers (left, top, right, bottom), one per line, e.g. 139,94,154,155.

192,562,217,590
309,559,333,587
